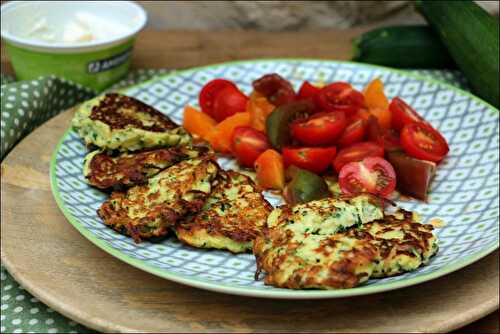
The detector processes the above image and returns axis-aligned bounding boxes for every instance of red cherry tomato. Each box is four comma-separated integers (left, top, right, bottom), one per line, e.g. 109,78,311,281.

282,147,337,174
339,157,396,198
390,97,424,131
290,111,347,146
400,122,449,162
199,79,237,118
338,118,366,147
212,86,249,122
231,126,270,168
366,115,401,152
297,81,321,104
252,73,296,106
333,142,384,173
317,82,364,116
298,81,322,112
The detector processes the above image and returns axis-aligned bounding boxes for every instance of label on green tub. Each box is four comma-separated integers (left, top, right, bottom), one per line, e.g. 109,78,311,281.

87,47,132,73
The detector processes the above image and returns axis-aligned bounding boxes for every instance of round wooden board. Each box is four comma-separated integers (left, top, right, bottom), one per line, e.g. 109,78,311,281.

1,110,499,333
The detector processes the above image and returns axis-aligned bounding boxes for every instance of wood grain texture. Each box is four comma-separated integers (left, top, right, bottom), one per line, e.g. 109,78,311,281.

1,29,499,333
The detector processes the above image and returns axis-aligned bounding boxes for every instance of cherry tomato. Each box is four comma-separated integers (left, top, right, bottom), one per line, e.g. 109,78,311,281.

333,142,384,173
338,118,366,147
213,86,249,122
366,115,402,152
297,81,321,111
298,81,322,112
339,157,396,198
252,73,296,106
290,111,347,146
231,126,270,167
400,122,449,162
368,107,392,129
199,79,237,118
317,82,364,116
282,147,337,174
390,97,424,131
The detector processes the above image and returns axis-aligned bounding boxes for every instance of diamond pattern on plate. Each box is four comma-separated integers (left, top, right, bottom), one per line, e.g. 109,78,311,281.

52,60,499,294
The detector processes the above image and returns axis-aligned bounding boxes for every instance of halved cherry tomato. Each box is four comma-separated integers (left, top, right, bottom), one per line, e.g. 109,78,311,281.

208,112,251,153
400,122,449,162
390,97,424,131
366,115,401,152
339,157,396,198
368,107,392,129
252,73,296,106
213,86,249,122
298,81,321,100
199,79,237,118
354,107,372,122
363,78,389,110
317,82,364,116
182,105,217,141
290,111,346,146
254,149,285,190
231,126,270,168
246,91,275,132
333,141,384,173
338,118,366,147
282,147,337,174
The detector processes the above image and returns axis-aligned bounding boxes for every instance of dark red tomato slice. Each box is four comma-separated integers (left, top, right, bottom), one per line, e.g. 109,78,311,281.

381,128,402,152
282,147,337,174
333,141,384,173
338,118,366,147
298,81,321,100
366,115,401,152
252,73,296,106
290,111,347,146
199,79,237,118
317,82,364,116
400,122,449,162
231,126,270,167
390,97,424,131
297,81,321,112
212,86,249,122
339,157,396,198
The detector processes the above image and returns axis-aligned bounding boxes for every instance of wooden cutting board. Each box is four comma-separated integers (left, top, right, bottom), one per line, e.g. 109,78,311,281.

1,30,499,333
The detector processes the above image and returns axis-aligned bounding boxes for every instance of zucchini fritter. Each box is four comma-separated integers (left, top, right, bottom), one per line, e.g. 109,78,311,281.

83,146,209,190
72,93,191,151
97,157,219,243
253,197,438,290
175,171,273,253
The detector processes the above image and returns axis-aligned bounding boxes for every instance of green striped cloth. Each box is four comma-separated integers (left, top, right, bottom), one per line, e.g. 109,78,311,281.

0,68,467,333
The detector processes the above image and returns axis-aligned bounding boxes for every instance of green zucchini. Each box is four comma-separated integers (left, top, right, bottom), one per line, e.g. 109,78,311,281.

352,25,456,69
416,0,499,108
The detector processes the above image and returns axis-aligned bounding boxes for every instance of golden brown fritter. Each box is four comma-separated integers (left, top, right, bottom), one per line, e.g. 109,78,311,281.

72,93,191,151
89,93,178,132
175,170,273,253
97,157,219,243
253,199,438,290
83,146,210,190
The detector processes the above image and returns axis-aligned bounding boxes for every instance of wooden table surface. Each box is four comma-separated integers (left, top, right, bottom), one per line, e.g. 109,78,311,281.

1,29,499,333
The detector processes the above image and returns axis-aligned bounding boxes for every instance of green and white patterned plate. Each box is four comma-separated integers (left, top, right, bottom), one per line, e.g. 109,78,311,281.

50,59,499,299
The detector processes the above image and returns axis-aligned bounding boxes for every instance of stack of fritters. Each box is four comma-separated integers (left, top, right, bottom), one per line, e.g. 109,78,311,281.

253,196,438,290
73,93,272,247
